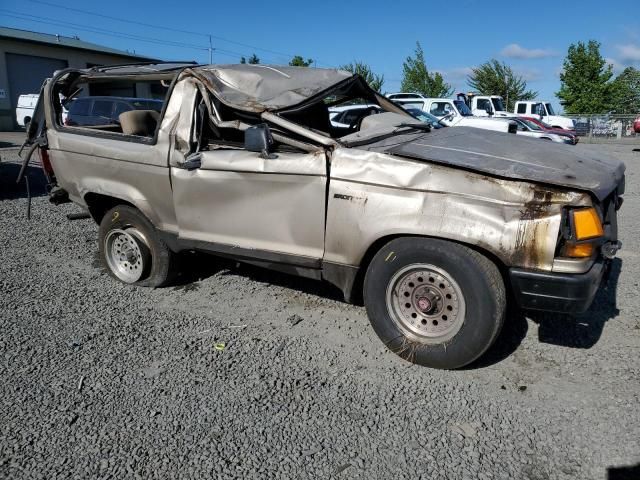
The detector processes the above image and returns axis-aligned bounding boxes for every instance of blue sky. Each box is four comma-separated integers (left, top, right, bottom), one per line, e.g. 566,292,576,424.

2,0,639,111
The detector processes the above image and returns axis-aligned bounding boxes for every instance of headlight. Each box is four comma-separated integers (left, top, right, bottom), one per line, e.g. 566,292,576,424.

559,207,604,258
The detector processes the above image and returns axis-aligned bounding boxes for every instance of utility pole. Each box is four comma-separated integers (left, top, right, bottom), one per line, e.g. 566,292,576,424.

208,34,213,64
505,73,508,111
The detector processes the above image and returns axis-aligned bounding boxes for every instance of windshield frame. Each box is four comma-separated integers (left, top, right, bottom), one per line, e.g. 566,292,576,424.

544,102,555,115
453,100,472,116
491,97,505,112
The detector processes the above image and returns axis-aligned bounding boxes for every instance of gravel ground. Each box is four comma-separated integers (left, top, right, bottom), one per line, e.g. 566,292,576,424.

1,144,639,479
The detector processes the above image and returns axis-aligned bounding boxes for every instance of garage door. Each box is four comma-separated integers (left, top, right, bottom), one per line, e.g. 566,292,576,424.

6,53,68,127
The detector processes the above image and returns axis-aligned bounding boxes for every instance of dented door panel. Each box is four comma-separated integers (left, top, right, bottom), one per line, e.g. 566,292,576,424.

171,149,327,260
324,148,590,271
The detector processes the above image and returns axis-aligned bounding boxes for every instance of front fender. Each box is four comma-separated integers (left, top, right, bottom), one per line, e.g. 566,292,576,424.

324,149,590,271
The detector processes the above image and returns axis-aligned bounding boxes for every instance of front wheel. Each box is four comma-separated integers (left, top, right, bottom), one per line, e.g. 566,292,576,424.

364,238,506,369
98,205,176,287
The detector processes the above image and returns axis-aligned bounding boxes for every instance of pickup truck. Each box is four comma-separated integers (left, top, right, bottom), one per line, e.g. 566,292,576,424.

456,93,510,118
23,62,625,370
394,97,516,133
514,100,575,130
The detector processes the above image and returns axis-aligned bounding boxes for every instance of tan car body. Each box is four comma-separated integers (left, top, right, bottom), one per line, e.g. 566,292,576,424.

42,66,607,302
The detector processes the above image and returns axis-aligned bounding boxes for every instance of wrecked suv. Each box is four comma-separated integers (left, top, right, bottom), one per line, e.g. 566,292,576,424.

24,63,625,369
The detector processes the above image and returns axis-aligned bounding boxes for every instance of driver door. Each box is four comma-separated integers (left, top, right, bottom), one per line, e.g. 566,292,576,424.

170,147,328,266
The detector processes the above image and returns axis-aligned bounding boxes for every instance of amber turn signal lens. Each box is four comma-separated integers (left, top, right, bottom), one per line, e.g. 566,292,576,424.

564,243,595,258
572,208,604,240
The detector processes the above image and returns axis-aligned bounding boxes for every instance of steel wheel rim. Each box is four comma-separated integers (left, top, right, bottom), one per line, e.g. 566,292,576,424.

104,228,148,283
385,263,466,343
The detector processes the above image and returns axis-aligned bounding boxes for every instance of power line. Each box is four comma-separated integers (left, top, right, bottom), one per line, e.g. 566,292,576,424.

0,10,285,63
1,10,209,51
27,0,210,38
23,0,326,64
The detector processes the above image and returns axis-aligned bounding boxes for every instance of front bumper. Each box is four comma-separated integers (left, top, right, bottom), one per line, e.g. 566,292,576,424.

509,260,605,314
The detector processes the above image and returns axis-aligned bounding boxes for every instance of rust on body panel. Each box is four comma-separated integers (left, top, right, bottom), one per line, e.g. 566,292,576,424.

325,148,590,271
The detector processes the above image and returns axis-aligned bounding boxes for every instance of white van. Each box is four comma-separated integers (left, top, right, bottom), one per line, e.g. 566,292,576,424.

16,94,40,128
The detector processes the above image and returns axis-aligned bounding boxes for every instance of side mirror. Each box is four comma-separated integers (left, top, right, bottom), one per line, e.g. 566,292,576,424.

244,123,276,159
484,105,493,116
536,105,545,117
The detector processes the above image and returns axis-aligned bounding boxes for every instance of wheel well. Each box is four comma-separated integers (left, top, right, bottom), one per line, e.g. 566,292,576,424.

84,193,135,224
349,234,509,306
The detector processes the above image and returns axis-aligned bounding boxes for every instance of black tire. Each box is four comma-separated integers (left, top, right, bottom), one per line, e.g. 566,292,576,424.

363,237,505,369
98,205,177,287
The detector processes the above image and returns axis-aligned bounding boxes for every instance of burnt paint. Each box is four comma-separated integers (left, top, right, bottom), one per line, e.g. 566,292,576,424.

512,187,562,269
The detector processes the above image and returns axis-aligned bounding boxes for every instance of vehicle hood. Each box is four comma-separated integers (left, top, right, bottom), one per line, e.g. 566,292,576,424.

549,128,575,137
546,115,575,127
359,126,625,200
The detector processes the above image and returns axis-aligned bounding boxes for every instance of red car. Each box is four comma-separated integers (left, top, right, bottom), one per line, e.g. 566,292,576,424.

634,116,640,134
521,116,579,144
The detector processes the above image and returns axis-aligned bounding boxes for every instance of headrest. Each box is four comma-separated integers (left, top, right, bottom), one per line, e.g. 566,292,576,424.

359,112,419,131
119,110,160,137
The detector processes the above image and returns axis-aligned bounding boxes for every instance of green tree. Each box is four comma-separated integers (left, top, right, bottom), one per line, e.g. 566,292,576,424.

240,53,260,64
556,40,614,114
467,59,537,111
610,67,640,114
339,61,385,91
400,42,452,97
289,55,314,67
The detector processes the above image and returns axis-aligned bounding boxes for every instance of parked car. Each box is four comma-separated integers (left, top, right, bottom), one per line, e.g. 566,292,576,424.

395,98,517,133
25,63,625,370
513,100,575,130
521,117,578,144
329,104,382,129
504,117,576,144
16,93,39,128
386,92,426,101
65,96,164,127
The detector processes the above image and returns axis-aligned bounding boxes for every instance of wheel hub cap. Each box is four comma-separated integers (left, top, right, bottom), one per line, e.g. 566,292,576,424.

386,264,466,343
104,228,148,283
417,296,433,312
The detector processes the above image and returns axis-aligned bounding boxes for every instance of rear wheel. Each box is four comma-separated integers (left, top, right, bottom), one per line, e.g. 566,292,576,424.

364,237,506,369
98,205,176,287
